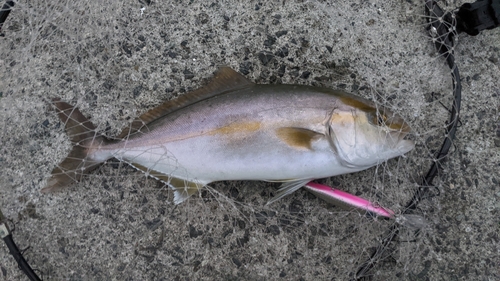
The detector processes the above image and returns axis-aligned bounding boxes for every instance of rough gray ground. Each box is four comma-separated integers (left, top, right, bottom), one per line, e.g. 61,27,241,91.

0,0,498,280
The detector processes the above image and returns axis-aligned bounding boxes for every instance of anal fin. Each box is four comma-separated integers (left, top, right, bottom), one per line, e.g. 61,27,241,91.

169,177,204,204
128,162,204,204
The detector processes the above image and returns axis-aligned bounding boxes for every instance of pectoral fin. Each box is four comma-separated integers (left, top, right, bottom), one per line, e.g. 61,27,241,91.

128,162,204,204
266,179,312,205
275,127,323,150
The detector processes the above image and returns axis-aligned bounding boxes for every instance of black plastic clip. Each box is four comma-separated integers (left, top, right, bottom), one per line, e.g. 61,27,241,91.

425,0,500,55
0,1,15,36
456,0,500,36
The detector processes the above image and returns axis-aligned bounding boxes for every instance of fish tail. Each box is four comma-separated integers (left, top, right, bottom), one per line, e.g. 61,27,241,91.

41,98,107,193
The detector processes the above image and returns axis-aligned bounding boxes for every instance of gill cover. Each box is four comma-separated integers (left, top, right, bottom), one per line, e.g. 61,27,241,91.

328,103,413,168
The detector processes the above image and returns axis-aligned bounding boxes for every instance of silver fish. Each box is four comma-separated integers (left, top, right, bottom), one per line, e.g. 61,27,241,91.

43,67,414,204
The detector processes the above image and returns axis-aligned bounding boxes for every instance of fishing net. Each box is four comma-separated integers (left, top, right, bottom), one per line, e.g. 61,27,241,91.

0,0,498,280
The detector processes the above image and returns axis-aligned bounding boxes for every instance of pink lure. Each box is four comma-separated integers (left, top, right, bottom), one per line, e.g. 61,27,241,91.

303,182,395,218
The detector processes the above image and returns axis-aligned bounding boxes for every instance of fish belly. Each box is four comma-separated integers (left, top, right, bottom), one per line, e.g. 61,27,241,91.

106,130,362,185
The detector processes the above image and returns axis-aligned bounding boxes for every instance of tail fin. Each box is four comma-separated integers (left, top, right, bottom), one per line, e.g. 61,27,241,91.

41,99,107,193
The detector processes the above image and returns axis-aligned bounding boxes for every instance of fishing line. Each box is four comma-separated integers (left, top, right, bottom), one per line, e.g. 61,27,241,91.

2,2,44,280
0,0,498,280
355,0,499,278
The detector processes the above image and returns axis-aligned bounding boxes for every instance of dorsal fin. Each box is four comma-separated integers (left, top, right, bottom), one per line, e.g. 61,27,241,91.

117,67,254,139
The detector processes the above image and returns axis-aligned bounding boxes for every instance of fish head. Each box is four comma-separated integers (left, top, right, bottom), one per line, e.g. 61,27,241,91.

327,96,415,168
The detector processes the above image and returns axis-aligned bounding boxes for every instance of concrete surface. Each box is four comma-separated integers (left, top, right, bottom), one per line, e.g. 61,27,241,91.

0,0,498,280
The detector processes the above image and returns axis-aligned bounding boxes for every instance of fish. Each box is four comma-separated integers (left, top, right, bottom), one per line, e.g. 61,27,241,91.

42,67,415,204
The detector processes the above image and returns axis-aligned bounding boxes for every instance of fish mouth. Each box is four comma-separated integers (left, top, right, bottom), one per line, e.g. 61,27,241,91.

387,124,415,153
396,139,415,154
